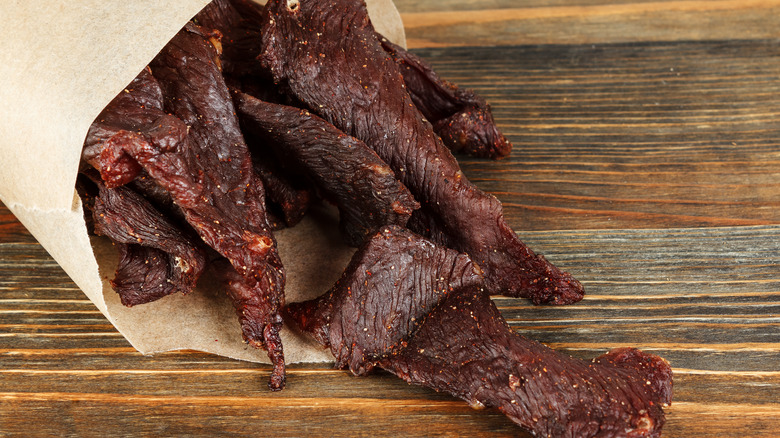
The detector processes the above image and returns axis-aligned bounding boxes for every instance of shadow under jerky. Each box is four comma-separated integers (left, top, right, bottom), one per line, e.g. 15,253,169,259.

249,147,313,231
288,226,672,438
259,0,583,305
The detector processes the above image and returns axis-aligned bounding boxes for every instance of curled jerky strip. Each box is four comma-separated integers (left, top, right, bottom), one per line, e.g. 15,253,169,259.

378,35,512,160
80,173,207,307
288,226,672,438
259,0,583,305
234,90,419,246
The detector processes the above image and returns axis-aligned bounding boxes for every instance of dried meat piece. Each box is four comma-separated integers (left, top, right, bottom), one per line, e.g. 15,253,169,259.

288,226,672,438
378,35,512,160
234,90,419,246
85,25,287,389
259,0,582,305
149,23,287,390
383,288,672,438
193,0,266,77
82,174,207,306
81,66,175,189
288,225,481,374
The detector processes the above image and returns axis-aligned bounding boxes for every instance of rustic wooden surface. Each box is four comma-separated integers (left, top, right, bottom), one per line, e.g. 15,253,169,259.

2,1,780,437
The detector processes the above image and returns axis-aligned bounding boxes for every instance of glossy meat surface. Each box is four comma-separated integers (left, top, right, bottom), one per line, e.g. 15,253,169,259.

259,0,583,305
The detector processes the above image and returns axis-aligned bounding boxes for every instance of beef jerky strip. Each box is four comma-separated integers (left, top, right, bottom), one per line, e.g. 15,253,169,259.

234,90,419,246
259,0,582,305
384,288,672,438
287,225,483,374
85,27,286,389
149,23,286,390
378,35,512,160
195,2,316,229
82,66,162,189
193,0,266,77
80,174,207,307
287,226,672,438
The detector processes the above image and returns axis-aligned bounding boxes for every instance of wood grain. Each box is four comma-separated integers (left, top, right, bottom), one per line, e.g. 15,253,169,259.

424,40,780,231
2,224,779,436
394,0,780,47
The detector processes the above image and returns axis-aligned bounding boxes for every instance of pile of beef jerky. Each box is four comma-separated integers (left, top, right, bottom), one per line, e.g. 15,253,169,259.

77,0,673,436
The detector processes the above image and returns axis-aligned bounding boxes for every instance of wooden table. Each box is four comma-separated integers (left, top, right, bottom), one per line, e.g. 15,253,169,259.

2,1,779,436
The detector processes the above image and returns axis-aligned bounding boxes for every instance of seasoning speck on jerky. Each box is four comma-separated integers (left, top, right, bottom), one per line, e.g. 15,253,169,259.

379,35,512,160
288,226,672,438
259,0,583,305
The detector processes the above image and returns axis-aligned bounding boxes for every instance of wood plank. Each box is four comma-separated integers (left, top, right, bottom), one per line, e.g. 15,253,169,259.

0,208,34,244
2,222,779,435
395,0,780,47
417,40,780,230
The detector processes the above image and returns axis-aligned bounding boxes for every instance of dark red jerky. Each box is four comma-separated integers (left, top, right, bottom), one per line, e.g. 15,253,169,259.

85,24,286,389
193,0,266,77
259,0,582,305
250,143,313,229
287,227,672,438
86,176,207,307
382,287,672,438
234,91,419,246
378,36,512,160
147,22,286,390
128,170,185,223
81,66,177,189
286,225,482,375
213,258,286,390
226,79,315,230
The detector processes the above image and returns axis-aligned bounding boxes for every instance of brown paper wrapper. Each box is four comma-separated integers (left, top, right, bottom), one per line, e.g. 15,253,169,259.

0,0,406,364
